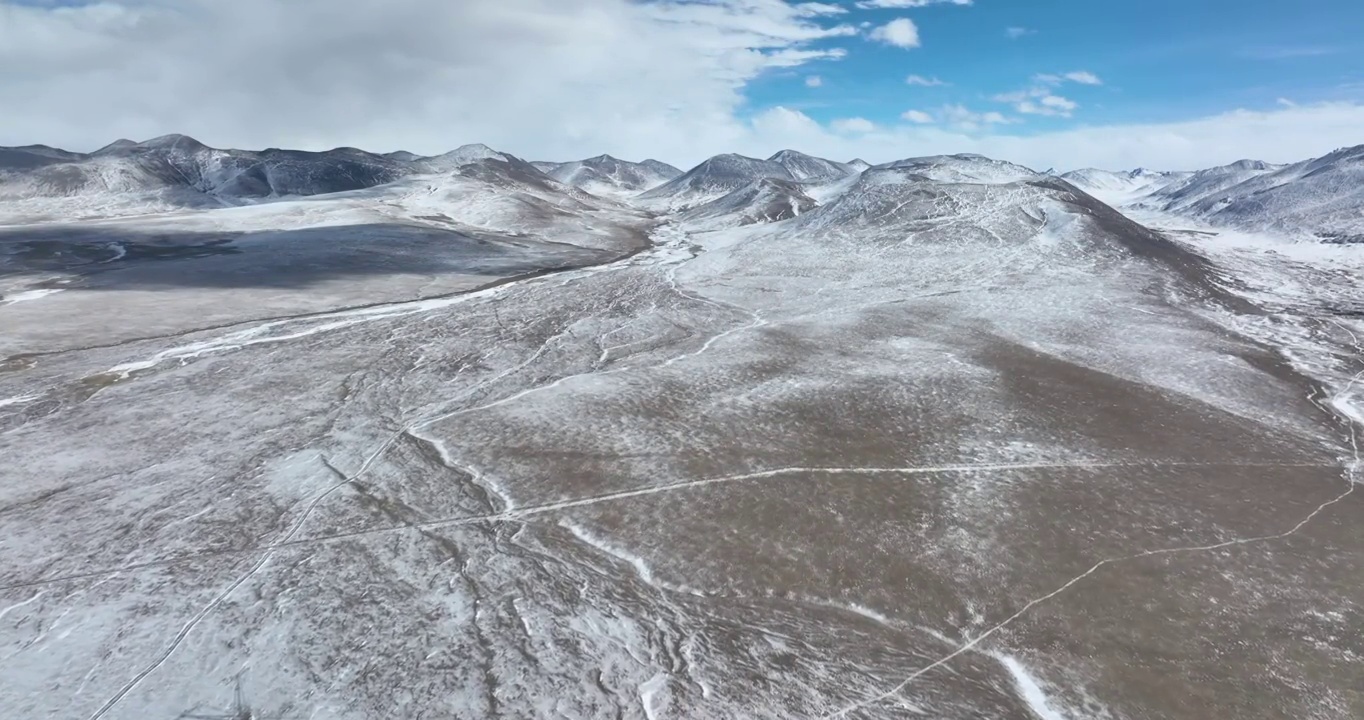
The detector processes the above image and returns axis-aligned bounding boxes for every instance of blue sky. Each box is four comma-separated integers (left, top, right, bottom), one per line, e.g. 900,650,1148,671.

749,0,1364,131
4,0,1364,169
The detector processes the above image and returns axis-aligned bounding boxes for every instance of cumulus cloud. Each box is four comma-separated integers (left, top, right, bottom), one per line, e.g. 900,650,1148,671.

938,104,1015,129
831,117,877,133
868,18,921,48
806,75,823,87
856,0,971,8
905,74,947,86
993,72,1100,118
900,109,934,124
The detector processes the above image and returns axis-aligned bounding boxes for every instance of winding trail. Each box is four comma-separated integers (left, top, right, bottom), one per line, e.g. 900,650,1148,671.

819,390,1363,719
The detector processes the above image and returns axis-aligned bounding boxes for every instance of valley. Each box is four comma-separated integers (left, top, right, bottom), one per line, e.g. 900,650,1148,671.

1,140,1361,720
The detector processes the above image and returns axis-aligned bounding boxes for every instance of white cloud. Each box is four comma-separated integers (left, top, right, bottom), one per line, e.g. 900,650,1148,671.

1063,71,1102,85
938,104,1015,129
995,72,1100,117
855,0,971,8
4,0,1362,175
868,18,921,48
738,103,1364,173
1005,26,1034,39
765,48,848,67
806,75,823,87
1036,71,1102,86
0,0,854,162
905,74,947,86
793,2,847,15
831,117,877,133
1014,94,1078,117
900,109,935,124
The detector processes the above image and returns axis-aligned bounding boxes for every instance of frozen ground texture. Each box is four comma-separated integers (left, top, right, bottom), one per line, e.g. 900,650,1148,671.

1,146,1362,720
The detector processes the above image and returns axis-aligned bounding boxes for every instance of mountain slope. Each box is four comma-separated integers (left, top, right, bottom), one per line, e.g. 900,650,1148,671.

676,177,816,231
1145,159,1283,212
1177,146,1364,241
767,150,853,182
0,137,550,223
877,153,1041,185
545,154,681,197
1060,167,1189,204
635,153,795,210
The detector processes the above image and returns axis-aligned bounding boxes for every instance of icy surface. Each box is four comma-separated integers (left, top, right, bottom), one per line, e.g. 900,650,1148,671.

1,147,1361,720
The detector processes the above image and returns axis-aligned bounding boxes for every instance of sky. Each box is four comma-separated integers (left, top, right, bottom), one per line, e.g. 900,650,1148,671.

2,0,1363,171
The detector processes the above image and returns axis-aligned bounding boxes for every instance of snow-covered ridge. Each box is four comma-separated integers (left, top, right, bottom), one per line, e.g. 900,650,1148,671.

1062,145,1364,243
0,136,554,224
537,154,682,198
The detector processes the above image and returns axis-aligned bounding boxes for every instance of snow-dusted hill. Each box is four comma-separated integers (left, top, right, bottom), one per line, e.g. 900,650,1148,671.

676,177,815,231
767,150,854,183
635,153,797,210
1142,159,1282,212
540,154,681,198
1060,167,1190,204
876,153,1041,185
2,139,1362,720
1177,146,1364,241
1064,145,1364,242
0,137,561,224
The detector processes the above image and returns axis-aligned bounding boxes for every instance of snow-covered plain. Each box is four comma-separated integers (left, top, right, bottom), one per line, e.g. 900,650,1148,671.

1,147,1361,720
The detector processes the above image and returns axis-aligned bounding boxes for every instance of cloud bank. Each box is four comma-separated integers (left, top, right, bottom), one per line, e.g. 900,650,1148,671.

2,0,1361,171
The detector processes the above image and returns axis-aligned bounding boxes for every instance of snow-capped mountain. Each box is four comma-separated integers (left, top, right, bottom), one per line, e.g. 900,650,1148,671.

846,158,872,172
635,153,797,210
676,177,816,231
0,137,563,223
1175,146,1364,242
541,154,681,197
875,153,1040,185
1139,159,1283,212
1060,167,1191,203
1062,146,1364,242
767,150,854,183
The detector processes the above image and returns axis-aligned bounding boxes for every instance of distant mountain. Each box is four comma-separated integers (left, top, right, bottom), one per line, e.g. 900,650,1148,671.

0,136,554,222
417,143,515,173
846,159,872,172
1060,167,1190,203
878,154,1040,185
677,177,816,231
543,154,681,197
636,153,796,210
0,144,86,171
1144,159,1284,212
1177,145,1364,242
767,150,854,183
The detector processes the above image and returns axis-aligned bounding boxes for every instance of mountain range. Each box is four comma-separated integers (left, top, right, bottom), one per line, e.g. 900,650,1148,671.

1062,147,1364,243
3,128,1363,720
6,135,1360,243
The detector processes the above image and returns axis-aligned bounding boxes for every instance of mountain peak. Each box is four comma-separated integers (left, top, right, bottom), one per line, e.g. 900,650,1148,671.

138,134,208,150
94,138,139,155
